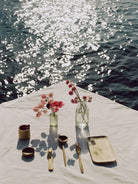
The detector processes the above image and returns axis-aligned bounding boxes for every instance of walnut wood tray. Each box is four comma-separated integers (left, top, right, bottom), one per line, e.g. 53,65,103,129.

87,136,116,164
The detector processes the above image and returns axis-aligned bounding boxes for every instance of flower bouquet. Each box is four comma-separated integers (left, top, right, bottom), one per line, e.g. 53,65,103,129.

66,80,92,128
33,92,64,126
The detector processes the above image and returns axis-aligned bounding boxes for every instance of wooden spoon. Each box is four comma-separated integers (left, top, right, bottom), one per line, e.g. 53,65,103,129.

75,142,84,173
47,148,53,171
58,135,68,167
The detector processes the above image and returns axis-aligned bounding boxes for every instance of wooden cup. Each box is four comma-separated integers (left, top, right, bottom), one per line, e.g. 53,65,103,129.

19,125,30,140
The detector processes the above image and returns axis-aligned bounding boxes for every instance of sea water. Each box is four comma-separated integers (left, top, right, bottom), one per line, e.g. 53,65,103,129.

0,0,138,110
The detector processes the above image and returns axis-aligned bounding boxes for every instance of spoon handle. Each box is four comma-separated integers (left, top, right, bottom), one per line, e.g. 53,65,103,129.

47,148,53,171
78,154,84,173
62,145,67,167
48,156,53,171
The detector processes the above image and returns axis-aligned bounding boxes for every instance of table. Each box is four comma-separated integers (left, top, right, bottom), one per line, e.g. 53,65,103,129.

0,81,138,184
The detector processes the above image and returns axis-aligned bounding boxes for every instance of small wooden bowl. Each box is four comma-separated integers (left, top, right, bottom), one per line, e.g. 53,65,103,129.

22,147,34,158
58,135,68,147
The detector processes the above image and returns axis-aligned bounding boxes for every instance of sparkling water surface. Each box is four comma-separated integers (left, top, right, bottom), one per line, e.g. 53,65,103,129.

0,0,138,110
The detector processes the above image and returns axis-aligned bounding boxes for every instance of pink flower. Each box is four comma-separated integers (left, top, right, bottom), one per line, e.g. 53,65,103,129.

41,99,46,103
33,106,39,112
36,111,42,117
38,103,44,108
41,100,46,105
33,92,64,117
43,109,48,113
51,107,59,113
49,99,54,104
51,107,55,112
41,94,46,99
88,96,92,102
49,92,53,98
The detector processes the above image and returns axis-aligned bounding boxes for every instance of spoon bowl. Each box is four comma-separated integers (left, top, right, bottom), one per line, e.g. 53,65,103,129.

58,135,68,146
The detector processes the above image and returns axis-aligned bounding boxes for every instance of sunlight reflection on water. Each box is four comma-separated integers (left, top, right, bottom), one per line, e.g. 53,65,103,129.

13,0,111,86
1,0,137,109
12,0,100,87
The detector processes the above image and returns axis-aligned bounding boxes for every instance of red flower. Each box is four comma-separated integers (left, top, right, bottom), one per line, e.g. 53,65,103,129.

50,101,64,108
66,80,70,85
51,106,59,113
69,84,73,88
72,87,76,91
82,96,87,100
69,91,73,95
50,102,55,108
58,101,64,108
74,98,78,103
71,99,75,103
55,107,59,112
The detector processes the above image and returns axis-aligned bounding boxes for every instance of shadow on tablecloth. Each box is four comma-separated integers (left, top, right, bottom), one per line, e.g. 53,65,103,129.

75,125,90,154
17,125,58,159
17,139,30,150
30,125,58,158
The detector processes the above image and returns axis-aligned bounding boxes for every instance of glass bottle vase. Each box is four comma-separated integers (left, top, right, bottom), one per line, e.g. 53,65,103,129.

75,101,89,128
50,112,58,127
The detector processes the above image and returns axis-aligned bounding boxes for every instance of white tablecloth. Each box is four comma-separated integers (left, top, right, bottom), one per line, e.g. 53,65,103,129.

0,81,138,184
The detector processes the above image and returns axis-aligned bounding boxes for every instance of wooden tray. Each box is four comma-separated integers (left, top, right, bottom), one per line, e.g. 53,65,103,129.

87,136,116,164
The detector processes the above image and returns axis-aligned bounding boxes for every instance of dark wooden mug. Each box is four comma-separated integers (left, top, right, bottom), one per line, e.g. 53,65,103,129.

18,124,30,140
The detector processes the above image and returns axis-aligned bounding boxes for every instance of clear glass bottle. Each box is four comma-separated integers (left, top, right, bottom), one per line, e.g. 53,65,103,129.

75,101,89,128
50,112,58,127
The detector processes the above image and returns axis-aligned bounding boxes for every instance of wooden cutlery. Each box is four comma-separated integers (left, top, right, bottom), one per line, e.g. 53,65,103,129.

47,141,84,174
75,142,84,173
47,148,53,171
